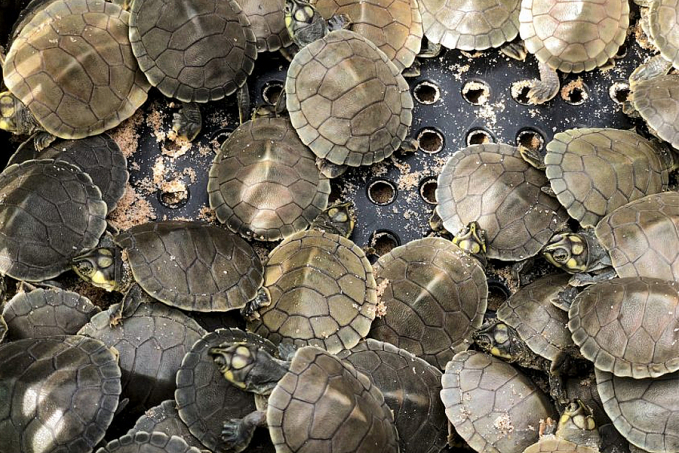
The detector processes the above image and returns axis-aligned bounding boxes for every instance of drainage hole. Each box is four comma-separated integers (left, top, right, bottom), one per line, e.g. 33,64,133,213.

262,81,284,105
210,128,233,146
516,128,545,152
370,230,400,256
416,127,444,154
158,181,190,209
462,79,490,105
486,276,512,311
466,128,494,146
413,80,441,104
615,43,628,59
419,177,437,205
510,80,533,105
609,81,630,104
560,79,589,105
367,179,397,205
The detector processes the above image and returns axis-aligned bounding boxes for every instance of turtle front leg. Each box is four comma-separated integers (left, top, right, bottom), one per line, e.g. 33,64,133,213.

527,62,560,104
220,411,267,453
568,268,617,287
630,54,672,83
500,40,527,61
241,287,271,321
172,102,202,141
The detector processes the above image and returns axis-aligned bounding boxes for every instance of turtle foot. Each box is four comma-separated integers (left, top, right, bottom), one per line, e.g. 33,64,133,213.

316,158,347,178
630,55,672,83
501,41,527,61
172,102,202,141
527,79,559,104
34,131,56,151
241,288,270,321
220,412,266,453
328,13,351,31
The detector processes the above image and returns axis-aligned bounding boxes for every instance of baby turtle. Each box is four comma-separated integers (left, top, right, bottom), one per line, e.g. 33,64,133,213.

0,335,122,453
2,287,100,340
440,350,556,453
96,431,203,453
240,0,292,52
72,220,266,314
209,343,399,453
435,143,568,261
523,401,600,453
628,0,679,80
569,277,679,380
368,230,488,368
518,0,629,103
0,159,108,282
0,0,150,149
626,73,679,151
208,110,330,241
247,203,377,354
336,339,448,453
128,400,208,453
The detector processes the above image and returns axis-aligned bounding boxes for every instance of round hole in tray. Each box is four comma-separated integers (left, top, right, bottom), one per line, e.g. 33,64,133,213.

413,80,441,104
486,276,512,311
416,127,444,154
510,80,533,105
466,128,495,146
461,79,491,105
419,177,437,205
367,179,397,206
609,81,630,104
262,81,284,106
516,127,545,153
561,79,589,105
158,185,190,209
370,230,400,256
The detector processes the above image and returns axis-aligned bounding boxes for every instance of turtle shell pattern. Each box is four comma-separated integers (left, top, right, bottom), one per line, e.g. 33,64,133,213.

648,0,679,69
436,143,568,261
96,431,203,453
267,346,399,453
128,400,207,452
419,0,520,51
336,339,448,453
129,0,257,102
496,273,574,362
2,288,100,340
208,116,330,241
631,74,679,156
0,315,6,343
545,128,672,228
519,0,629,72
116,221,264,312
286,29,413,167
311,0,424,71
440,350,556,453
3,0,150,138
595,191,679,282
569,277,679,379
369,237,488,368
0,335,121,453
524,437,599,453
249,229,377,354
239,0,292,52
0,159,107,282
597,368,679,453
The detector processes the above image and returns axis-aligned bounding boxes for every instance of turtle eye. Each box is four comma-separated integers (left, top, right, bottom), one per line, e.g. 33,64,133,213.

75,260,94,277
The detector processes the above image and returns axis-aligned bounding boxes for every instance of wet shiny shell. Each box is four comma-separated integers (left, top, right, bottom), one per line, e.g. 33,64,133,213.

248,230,377,354
0,335,121,453
436,143,568,261
336,339,448,453
597,368,679,453
648,0,679,69
595,192,679,281
524,438,599,453
96,431,203,453
519,0,629,72
569,277,679,379
239,0,292,52
268,346,399,452
369,237,488,368
440,350,555,453
116,221,264,312
2,288,100,340
311,0,423,71
631,74,679,150
79,302,207,413
129,0,257,102
545,128,671,228
3,0,150,138
128,401,207,452
0,159,107,282
208,116,331,241
286,29,413,167
8,133,128,211
175,328,276,452
496,273,574,362
419,0,520,51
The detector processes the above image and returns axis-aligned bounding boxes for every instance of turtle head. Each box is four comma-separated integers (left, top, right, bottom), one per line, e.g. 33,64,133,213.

557,400,599,446
285,0,328,47
72,243,127,292
453,221,487,266
0,91,41,136
311,202,354,237
542,233,589,273
209,342,289,396
473,321,528,363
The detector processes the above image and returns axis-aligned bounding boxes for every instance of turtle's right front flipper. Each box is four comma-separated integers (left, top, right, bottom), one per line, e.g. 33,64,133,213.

220,411,267,453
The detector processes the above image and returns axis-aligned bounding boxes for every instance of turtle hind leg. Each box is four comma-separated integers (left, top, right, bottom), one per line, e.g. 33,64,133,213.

220,411,267,453
630,54,672,83
527,62,560,104
172,102,202,141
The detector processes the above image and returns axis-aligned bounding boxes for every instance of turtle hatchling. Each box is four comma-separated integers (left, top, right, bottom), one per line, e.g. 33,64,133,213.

128,400,208,453
96,431,203,453
523,400,601,453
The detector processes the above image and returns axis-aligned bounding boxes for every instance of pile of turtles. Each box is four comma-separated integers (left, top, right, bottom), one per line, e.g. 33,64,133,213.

1,0,679,452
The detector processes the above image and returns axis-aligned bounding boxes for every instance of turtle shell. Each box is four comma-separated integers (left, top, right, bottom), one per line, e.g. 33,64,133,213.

545,128,672,228
311,0,423,71
368,237,488,368
435,143,568,261
116,221,264,312
419,0,520,51
267,346,399,452
96,431,203,453
0,315,6,343
0,159,107,282
78,301,207,413
496,273,573,362
208,116,331,241
239,0,292,52
336,339,448,453
286,29,413,168
0,335,121,453
3,0,150,138
128,401,208,452
248,229,377,354
2,288,100,340
569,277,679,379
519,0,628,72
175,328,276,452
595,191,679,281
524,437,599,453
8,133,128,211
630,74,679,154
647,0,679,69
440,350,556,453
596,368,679,453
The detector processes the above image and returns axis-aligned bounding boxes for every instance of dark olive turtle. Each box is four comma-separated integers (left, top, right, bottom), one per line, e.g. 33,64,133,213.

336,339,448,453
565,373,611,429
626,73,679,151
72,220,266,313
368,234,488,368
0,159,107,282
0,335,122,453
440,350,556,453
523,401,600,453
78,300,207,413
240,0,292,52
96,431,203,453
2,288,100,340
0,314,6,343
7,133,129,211
208,343,399,453
208,112,330,241
128,401,208,453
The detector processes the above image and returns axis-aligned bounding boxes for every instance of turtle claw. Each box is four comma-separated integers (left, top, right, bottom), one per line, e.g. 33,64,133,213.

33,131,56,151
172,102,202,141
527,79,559,104
241,288,271,321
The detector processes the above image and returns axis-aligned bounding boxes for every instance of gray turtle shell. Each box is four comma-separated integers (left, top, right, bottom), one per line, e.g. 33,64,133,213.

240,0,292,52
648,0,679,69
630,74,679,150
96,431,203,453
128,401,207,452
0,335,121,453
0,314,6,343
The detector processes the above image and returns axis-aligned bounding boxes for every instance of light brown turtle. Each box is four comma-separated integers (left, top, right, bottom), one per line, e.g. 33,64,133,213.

239,0,293,52
523,401,600,453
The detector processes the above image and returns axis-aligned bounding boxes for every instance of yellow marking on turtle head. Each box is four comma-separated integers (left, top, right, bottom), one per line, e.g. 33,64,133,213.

572,243,584,255
91,271,116,291
232,354,249,370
